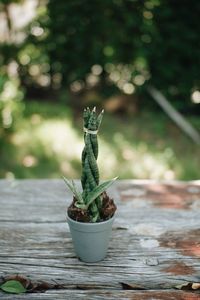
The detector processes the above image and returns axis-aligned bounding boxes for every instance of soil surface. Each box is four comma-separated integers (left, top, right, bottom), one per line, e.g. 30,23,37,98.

67,192,117,222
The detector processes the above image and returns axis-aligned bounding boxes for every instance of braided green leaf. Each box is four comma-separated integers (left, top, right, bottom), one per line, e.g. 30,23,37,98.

63,107,117,222
81,107,105,220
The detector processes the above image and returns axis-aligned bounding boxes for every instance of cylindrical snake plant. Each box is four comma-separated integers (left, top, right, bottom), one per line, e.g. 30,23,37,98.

63,107,117,222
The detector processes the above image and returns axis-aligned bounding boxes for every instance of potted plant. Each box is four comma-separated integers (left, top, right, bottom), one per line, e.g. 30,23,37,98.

63,107,117,262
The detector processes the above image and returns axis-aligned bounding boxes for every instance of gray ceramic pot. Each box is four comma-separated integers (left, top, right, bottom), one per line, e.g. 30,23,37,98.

67,215,114,262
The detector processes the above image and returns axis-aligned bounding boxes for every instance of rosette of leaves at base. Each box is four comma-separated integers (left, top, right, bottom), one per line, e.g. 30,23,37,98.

63,107,117,222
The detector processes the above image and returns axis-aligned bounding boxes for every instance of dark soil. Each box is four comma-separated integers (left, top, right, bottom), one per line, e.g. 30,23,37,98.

67,197,90,222
67,192,117,222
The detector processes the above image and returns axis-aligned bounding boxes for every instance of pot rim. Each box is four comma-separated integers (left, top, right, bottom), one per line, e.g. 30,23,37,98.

67,213,115,227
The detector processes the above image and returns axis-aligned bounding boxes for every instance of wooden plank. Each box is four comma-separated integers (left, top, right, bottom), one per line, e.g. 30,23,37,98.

1,290,200,300
0,180,200,299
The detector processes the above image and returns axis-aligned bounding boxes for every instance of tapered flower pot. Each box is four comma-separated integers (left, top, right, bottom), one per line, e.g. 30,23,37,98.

67,215,114,262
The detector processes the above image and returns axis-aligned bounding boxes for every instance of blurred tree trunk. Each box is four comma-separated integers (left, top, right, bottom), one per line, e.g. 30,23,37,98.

3,3,12,42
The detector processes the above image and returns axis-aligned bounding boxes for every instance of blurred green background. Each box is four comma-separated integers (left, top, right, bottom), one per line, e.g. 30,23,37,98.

0,0,199,180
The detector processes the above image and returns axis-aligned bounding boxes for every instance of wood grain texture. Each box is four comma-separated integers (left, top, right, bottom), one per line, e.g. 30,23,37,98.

1,290,200,300
0,179,200,299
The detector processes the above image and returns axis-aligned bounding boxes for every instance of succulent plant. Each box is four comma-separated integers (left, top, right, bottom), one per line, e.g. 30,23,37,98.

64,107,117,222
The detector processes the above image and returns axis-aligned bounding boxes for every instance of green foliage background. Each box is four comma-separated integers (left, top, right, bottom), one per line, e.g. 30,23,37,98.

46,0,200,106
0,0,199,180
1,0,200,107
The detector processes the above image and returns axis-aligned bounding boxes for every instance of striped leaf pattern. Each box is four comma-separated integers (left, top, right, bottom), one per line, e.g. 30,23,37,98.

81,107,103,220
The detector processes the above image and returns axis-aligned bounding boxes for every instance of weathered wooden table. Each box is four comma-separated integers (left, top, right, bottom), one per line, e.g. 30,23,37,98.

0,180,200,299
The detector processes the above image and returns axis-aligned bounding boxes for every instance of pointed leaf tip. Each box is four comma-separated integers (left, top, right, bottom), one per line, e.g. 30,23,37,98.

62,176,84,204
85,177,118,208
